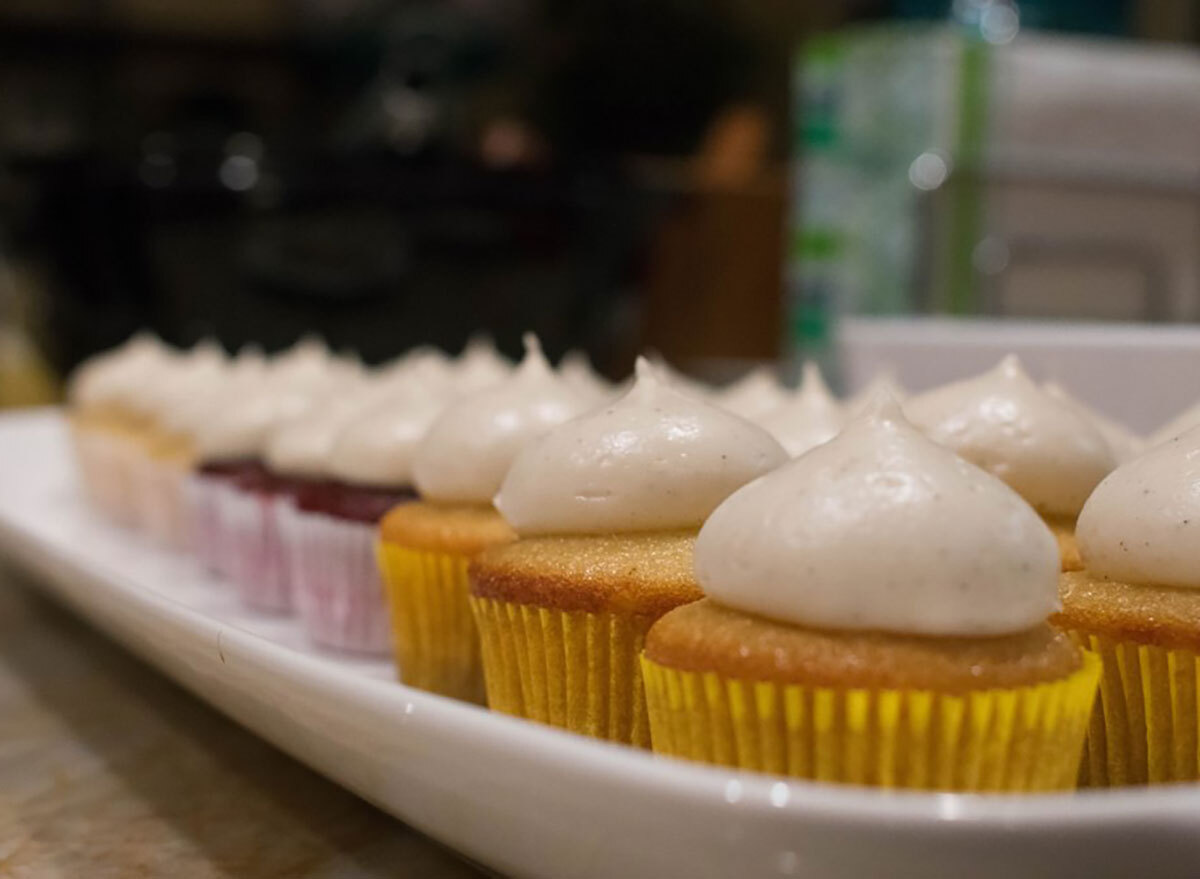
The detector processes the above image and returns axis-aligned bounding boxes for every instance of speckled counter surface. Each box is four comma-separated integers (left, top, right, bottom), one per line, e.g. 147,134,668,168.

0,565,488,879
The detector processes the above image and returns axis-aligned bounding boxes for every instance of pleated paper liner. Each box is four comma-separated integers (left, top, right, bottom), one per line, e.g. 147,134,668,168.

219,485,293,613
377,542,485,703
640,652,1101,791
1067,631,1200,786
72,425,140,526
470,596,655,748
282,507,392,656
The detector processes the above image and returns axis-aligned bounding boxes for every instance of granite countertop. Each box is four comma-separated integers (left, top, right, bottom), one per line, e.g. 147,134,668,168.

0,565,489,879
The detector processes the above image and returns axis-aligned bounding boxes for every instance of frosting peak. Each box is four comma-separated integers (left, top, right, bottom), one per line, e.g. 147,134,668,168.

715,365,789,418
695,393,1061,636
847,367,906,416
327,388,447,488
453,334,513,395
1076,425,1200,589
757,361,844,456
906,355,1117,517
414,334,592,504
558,350,615,403
494,357,788,536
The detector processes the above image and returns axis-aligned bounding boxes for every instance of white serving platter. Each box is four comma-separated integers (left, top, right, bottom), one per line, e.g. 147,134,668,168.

2,408,1199,879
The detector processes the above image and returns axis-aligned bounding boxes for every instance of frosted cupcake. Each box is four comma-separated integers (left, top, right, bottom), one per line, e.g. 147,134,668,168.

68,333,176,525
123,342,249,548
642,395,1099,790
756,362,844,456
189,339,350,597
907,355,1117,571
470,358,788,745
1056,425,1200,786
285,386,445,654
378,335,590,700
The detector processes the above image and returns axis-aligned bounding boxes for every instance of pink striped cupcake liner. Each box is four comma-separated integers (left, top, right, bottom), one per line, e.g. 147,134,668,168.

186,474,232,575
219,485,292,612
278,503,391,655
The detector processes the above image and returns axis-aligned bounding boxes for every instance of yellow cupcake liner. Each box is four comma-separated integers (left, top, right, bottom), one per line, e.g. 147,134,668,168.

1066,632,1200,786
377,542,485,704
470,596,655,747
639,652,1100,791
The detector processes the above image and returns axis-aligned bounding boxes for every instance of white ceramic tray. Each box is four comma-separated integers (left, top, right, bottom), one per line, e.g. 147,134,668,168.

2,408,1199,879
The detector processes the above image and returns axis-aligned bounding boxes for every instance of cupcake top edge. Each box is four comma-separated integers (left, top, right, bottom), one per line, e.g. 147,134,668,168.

905,354,1117,518
695,392,1062,637
756,361,845,457
413,334,594,505
1076,424,1200,590
325,388,447,489
493,356,789,536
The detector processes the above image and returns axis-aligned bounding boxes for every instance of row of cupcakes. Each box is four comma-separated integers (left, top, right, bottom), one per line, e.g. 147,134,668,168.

67,332,1200,791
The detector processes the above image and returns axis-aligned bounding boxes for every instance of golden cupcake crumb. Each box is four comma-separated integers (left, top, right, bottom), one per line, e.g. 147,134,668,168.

646,599,1082,693
1055,570,1200,651
470,531,701,616
380,501,516,556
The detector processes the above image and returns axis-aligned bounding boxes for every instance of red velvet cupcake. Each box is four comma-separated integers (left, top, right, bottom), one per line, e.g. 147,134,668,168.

279,389,444,654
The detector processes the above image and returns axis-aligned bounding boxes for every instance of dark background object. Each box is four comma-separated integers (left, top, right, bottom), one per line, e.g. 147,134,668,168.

0,0,1196,381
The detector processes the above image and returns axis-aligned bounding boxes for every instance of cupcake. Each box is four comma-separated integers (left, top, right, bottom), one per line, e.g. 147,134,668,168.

1055,425,1200,786
123,341,241,548
642,395,1100,790
67,333,174,525
1044,381,1143,463
907,355,1117,572
756,361,844,456
286,385,445,653
470,358,788,745
188,339,352,601
378,335,590,700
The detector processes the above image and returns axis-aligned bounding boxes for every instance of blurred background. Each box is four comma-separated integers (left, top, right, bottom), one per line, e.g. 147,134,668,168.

0,0,1197,406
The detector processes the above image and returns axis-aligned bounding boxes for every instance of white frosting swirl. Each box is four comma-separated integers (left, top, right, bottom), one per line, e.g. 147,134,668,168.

133,340,228,420
414,335,592,504
193,347,352,462
1076,425,1200,589
1044,382,1143,463
847,367,906,416
906,355,1116,517
495,357,788,535
1150,400,1200,449
714,365,789,419
159,345,269,437
327,389,446,488
69,333,173,411
264,387,386,479
696,394,1061,636
452,334,512,395
757,362,844,457
558,350,616,404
